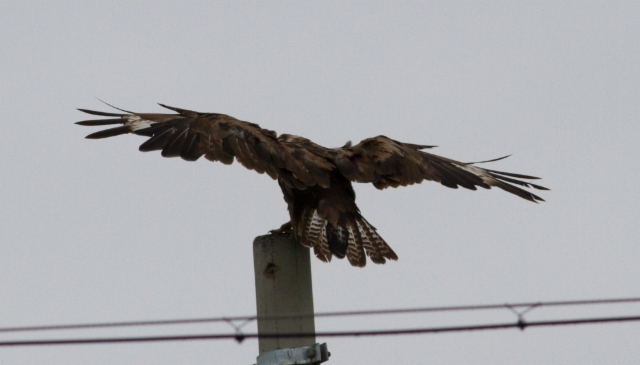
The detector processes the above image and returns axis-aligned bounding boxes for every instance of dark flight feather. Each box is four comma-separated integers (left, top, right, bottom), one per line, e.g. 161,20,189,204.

158,103,199,118
488,173,549,191
76,118,124,126
161,128,189,158
139,129,176,152
466,154,512,165
485,169,542,180
180,132,203,161
77,108,125,117
85,126,131,139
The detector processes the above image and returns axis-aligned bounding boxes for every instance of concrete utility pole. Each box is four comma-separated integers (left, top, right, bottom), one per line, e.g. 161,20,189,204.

253,235,329,365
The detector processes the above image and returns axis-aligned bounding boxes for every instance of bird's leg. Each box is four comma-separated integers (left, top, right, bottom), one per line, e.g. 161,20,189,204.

269,221,293,236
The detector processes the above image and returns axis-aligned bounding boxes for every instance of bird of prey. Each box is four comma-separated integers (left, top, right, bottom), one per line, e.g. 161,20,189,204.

76,103,547,267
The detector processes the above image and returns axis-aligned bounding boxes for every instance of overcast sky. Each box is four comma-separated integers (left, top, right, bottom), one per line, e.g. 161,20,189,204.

1,1,639,364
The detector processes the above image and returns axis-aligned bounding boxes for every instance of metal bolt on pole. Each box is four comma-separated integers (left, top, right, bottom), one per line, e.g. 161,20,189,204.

253,234,329,365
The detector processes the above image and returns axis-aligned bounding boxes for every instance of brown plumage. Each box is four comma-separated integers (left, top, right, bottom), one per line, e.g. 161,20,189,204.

76,104,548,267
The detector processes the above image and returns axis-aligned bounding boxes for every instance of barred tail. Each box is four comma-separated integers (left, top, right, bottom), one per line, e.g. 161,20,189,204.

297,208,397,268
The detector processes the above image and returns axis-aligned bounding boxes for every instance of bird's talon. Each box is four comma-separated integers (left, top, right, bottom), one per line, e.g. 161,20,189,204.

269,222,293,236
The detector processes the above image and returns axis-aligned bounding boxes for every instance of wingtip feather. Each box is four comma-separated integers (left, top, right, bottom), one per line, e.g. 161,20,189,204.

157,103,199,117
85,126,131,139
77,108,126,117
75,118,124,126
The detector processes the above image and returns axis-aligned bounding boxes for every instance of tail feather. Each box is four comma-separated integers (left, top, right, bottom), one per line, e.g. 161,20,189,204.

298,208,314,246
326,223,348,258
360,217,398,261
296,209,396,267
356,219,383,263
351,224,368,267
300,209,332,262
346,226,366,267
360,218,394,264
315,223,332,262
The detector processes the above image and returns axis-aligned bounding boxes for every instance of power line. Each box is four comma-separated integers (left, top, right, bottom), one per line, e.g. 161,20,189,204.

1,314,639,347
1,296,638,334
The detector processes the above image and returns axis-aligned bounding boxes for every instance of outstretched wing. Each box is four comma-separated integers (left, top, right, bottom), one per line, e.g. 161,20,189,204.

77,108,547,202
76,105,335,187
333,135,548,202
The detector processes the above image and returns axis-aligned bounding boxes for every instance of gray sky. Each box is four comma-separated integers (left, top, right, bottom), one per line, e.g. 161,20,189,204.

1,1,639,364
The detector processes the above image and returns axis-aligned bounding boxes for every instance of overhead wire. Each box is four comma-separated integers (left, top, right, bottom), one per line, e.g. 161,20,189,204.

1,314,640,347
1,296,639,334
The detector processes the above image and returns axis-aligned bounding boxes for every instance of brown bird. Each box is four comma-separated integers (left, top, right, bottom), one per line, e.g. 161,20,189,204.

76,104,548,267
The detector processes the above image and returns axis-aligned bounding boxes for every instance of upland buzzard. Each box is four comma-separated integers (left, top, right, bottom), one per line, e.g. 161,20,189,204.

77,104,547,267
